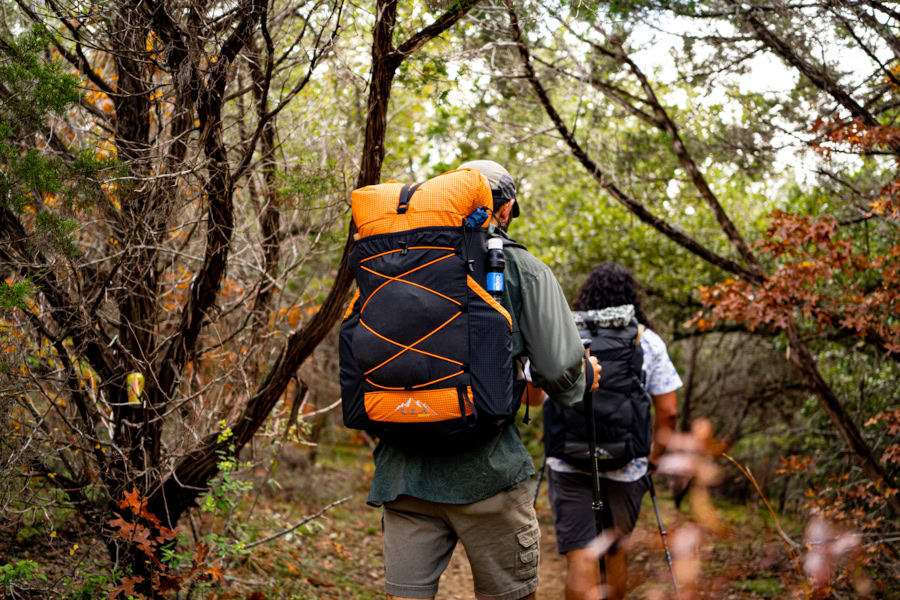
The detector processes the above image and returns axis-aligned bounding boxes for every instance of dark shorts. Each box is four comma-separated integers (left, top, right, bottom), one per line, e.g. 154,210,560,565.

547,469,649,554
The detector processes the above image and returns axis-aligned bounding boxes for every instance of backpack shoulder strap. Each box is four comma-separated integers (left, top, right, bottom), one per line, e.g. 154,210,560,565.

494,228,526,250
501,237,526,251
635,323,645,345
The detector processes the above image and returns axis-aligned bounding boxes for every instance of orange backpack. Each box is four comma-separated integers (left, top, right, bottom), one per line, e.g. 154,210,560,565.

339,169,519,448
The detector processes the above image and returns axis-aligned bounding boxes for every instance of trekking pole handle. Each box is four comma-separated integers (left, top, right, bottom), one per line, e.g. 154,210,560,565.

582,339,600,394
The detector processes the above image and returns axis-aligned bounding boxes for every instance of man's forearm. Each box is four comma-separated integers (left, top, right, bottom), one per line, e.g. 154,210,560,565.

520,268,586,408
542,369,585,408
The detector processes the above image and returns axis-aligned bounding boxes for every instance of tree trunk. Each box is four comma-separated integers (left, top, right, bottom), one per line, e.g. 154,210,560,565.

680,336,702,433
784,320,900,514
356,0,401,189
147,0,483,529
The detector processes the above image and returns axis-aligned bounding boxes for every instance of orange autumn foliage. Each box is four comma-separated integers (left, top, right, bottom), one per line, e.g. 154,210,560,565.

694,210,900,353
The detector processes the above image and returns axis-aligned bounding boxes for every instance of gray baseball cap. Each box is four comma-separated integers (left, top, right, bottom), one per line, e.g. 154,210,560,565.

458,160,520,217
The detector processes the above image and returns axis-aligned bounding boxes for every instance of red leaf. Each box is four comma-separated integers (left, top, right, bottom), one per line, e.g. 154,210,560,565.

155,573,183,593
155,526,177,544
140,506,161,527
119,488,143,515
205,563,225,584
108,515,135,538
106,575,145,599
190,541,210,574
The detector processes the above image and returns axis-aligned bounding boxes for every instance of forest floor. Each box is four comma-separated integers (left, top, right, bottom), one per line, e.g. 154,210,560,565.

1,435,802,599
215,438,800,600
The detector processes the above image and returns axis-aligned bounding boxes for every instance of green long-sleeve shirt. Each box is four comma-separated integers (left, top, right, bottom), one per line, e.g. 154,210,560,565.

366,229,585,506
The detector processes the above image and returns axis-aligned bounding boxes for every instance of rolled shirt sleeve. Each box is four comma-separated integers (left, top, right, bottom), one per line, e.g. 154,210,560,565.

641,329,684,395
519,267,585,408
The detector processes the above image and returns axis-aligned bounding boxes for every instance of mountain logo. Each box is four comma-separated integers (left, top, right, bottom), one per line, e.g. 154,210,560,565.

595,447,614,459
394,397,438,418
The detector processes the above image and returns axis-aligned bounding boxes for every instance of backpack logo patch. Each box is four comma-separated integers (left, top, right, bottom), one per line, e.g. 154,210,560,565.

595,446,614,459
394,398,439,418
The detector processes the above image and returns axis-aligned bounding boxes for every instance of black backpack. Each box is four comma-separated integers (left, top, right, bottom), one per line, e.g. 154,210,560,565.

543,305,652,472
339,169,524,450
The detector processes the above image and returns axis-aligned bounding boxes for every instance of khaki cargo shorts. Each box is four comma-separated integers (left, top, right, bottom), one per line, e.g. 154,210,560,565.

382,482,540,599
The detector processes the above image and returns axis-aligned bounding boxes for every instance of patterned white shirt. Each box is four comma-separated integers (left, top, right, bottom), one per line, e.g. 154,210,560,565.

544,327,683,482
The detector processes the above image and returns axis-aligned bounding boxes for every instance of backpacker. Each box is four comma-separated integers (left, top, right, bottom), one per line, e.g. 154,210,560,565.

339,168,521,449
543,304,652,472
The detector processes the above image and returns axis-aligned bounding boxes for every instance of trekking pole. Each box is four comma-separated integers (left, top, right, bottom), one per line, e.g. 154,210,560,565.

645,473,680,600
532,451,547,508
581,339,607,590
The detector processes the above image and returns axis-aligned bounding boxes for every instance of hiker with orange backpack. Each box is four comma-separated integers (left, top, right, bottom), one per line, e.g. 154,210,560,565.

339,160,601,600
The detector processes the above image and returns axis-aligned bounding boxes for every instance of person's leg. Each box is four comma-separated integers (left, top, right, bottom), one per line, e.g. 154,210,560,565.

565,546,601,600
449,482,541,600
382,495,458,599
600,476,651,600
604,545,627,600
547,469,600,599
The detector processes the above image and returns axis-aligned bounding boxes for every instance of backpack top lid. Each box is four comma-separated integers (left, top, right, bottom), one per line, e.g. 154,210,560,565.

573,304,635,331
352,168,493,239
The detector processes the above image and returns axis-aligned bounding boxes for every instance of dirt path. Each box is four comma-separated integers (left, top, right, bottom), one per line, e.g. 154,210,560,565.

431,481,677,599
232,443,794,599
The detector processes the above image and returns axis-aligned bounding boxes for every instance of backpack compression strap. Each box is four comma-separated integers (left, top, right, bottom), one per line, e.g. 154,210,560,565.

397,182,424,215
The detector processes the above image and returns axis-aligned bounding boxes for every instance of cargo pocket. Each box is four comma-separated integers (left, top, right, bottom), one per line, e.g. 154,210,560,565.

515,523,540,579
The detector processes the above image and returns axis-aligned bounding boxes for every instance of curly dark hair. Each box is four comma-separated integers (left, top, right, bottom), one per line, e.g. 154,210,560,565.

572,262,654,329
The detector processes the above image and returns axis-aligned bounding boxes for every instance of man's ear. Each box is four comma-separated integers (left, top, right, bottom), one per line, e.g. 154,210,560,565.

497,200,514,225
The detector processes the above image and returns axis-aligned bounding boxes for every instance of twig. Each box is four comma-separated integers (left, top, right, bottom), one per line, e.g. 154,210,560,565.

360,431,377,451
244,496,351,549
243,380,310,526
722,453,803,576
297,396,342,421
223,575,267,586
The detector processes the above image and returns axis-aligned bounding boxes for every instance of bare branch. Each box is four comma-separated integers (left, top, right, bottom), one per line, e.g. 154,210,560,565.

244,496,352,549
505,0,763,284
392,0,481,66
734,1,879,128
11,0,116,96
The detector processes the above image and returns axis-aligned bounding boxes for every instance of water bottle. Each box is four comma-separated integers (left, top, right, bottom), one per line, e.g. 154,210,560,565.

486,237,505,301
